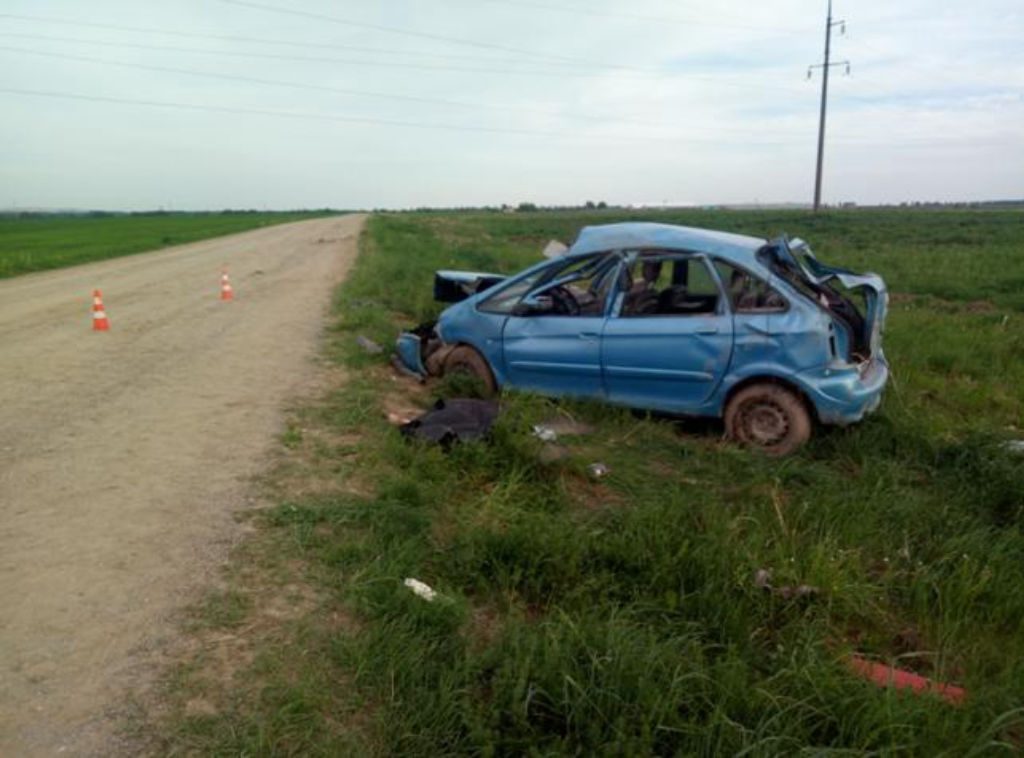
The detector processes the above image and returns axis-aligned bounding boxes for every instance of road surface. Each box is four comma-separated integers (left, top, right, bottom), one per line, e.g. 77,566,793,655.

0,214,364,755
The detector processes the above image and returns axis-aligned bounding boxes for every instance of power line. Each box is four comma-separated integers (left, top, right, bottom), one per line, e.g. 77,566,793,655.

0,86,812,146
0,31,668,80
1,87,1006,150
0,44,811,136
0,86,579,138
0,45,633,123
0,36,813,102
217,0,593,65
0,11,818,96
467,0,811,35
0,12,656,72
2,44,810,134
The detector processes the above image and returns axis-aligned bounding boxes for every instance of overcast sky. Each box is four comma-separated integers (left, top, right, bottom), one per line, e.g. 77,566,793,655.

2,0,1022,210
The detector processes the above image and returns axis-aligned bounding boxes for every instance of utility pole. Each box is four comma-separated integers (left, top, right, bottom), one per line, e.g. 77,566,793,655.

808,0,849,212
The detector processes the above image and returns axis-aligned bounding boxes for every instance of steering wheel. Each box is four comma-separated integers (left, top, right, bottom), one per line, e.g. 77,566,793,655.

548,285,580,316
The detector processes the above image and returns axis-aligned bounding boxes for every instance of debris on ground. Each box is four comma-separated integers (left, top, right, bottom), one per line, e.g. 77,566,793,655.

386,411,414,426
403,578,437,602
532,425,558,442
391,354,426,382
587,462,610,479
753,568,818,599
847,654,966,705
400,398,500,447
754,569,772,590
1002,440,1024,455
356,335,384,354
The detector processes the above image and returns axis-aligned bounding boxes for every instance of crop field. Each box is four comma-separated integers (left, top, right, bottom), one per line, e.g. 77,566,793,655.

158,208,1024,755
0,211,335,278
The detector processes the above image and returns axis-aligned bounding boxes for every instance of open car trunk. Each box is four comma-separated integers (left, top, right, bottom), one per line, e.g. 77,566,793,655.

433,270,506,303
760,237,887,363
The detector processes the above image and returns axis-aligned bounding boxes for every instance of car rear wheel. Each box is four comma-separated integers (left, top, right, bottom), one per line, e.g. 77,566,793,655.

443,345,498,397
724,383,811,456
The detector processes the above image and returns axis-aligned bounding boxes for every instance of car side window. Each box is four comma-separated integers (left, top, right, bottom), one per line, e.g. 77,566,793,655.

620,255,722,317
523,254,619,317
713,260,788,312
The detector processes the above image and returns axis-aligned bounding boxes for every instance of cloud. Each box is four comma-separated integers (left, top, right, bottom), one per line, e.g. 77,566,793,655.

0,0,1021,209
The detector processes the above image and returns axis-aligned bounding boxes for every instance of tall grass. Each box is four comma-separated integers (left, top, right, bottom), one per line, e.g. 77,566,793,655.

165,208,1024,755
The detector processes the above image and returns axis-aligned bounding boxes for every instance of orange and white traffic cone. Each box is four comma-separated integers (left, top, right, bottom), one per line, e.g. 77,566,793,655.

220,270,234,301
92,289,110,331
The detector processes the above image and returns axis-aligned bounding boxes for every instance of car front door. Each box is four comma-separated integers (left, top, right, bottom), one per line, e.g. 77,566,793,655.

501,254,618,399
601,253,734,413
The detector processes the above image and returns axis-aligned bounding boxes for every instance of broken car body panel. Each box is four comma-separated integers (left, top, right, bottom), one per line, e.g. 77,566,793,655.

397,222,889,427
433,270,506,303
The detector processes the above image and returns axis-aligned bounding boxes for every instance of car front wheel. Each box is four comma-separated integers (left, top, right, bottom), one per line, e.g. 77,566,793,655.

724,383,812,456
443,345,498,397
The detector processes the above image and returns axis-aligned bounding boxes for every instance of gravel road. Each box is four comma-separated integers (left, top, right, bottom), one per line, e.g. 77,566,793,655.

0,214,365,755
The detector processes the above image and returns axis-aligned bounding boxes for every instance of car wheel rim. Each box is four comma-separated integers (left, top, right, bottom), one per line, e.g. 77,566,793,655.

742,401,789,447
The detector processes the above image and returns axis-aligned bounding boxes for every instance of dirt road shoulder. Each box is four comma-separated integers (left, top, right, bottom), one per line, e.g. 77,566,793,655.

0,214,365,756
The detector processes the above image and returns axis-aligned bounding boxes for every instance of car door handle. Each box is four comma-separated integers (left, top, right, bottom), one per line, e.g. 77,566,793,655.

578,332,599,340
696,327,719,335
744,322,770,335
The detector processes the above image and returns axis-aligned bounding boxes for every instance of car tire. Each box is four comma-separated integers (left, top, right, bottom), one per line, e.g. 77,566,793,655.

724,383,812,456
443,345,498,396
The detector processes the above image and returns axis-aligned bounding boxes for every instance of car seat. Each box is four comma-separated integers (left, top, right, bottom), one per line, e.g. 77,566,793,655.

623,260,662,315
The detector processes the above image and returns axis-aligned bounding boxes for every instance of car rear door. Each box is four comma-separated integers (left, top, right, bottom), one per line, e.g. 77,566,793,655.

601,254,733,413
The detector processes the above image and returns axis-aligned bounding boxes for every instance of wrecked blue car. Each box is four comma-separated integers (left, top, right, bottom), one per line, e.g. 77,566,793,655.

397,222,888,455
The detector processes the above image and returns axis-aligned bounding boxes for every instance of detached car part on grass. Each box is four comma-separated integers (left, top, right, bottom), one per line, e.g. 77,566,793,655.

396,222,889,456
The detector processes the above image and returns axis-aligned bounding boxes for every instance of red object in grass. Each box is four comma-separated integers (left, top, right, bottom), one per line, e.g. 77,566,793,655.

848,655,966,705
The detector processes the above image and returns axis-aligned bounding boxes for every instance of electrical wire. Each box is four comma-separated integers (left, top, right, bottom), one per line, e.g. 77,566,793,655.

466,0,812,35
0,12,657,71
2,87,1007,149
0,31,668,80
0,45,605,120
0,12,814,95
0,86,812,146
0,38,812,107
1,45,803,134
217,0,641,68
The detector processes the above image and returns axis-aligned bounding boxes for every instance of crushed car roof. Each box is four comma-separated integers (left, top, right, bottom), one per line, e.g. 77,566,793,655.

567,222,768,260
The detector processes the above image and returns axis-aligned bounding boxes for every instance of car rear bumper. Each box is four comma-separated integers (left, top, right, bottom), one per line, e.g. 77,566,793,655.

800,356,889,425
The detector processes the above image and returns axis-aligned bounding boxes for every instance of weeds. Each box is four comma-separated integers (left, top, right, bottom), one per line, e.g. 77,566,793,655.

156,208,1024,755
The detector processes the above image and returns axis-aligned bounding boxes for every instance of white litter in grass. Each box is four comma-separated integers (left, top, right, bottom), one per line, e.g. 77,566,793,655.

754,568,772,589
404,577,437,602
532,425,558,442
1002,440,1024,454
587,462,609,479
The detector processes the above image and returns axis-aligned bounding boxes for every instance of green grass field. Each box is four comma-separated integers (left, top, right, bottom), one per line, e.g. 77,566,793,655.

0,211,336,278
157,208,1024,755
